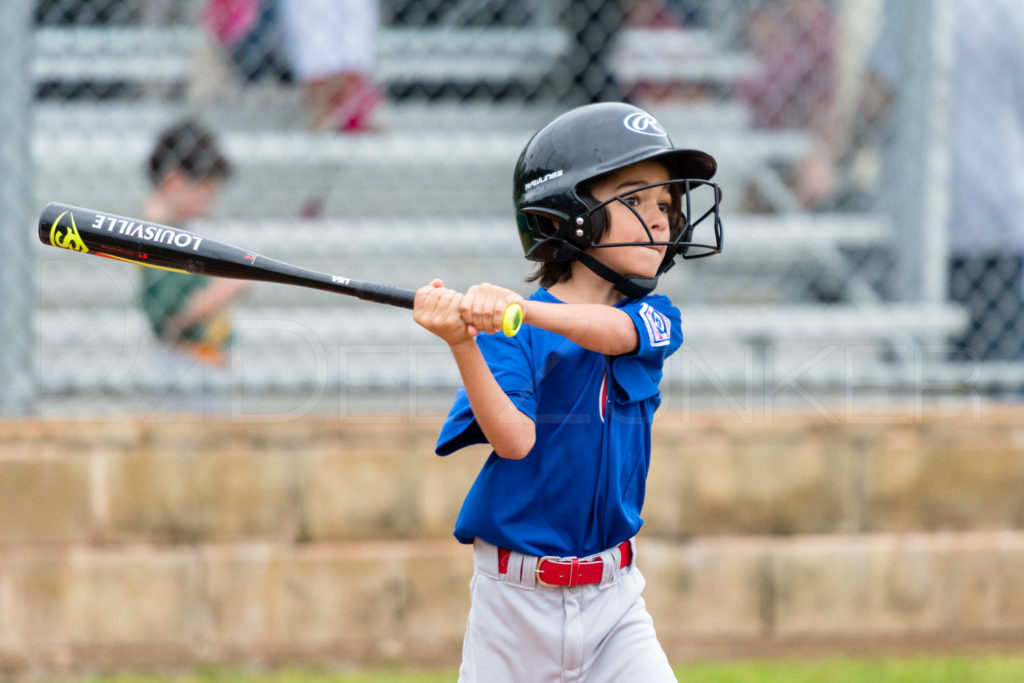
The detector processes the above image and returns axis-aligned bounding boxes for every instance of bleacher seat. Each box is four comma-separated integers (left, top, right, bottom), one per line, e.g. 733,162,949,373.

33,25,758,95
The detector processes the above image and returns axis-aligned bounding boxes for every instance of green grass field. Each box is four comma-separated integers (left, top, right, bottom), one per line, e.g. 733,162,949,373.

73,655,1024,683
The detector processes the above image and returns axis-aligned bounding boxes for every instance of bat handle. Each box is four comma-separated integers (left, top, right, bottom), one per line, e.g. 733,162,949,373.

502,302,523,337
356,283,418,309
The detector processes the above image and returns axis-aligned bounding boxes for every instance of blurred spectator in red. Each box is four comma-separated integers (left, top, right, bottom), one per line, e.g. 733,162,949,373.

203,0,292,84
278,0,382,132
734,0,838,210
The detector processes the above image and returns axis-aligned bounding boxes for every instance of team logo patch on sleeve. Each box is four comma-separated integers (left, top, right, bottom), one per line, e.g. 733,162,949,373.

639,303,672,347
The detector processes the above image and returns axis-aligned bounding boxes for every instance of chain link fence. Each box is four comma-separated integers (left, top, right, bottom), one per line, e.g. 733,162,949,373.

0,0,35,416
8,0,1022,418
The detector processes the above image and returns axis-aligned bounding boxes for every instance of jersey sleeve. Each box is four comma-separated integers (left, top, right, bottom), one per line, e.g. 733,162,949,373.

608,295,683,403
435,331,538,456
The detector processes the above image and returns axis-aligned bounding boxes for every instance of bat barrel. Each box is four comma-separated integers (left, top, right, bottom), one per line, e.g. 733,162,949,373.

38,201,420,310
39,201,213,274
39,202,88,251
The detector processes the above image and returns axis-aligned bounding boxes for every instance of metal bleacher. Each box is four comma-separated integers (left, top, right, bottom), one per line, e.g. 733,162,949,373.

31,16,968,415
32,24,758,94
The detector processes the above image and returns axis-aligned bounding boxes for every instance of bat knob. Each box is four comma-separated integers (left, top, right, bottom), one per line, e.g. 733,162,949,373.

502,302,524,337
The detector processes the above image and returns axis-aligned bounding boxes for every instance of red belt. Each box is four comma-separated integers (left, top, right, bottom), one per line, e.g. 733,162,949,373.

498,540,632,588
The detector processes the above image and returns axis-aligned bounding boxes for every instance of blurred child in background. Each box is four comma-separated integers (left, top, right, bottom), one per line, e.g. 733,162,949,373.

140,120,250,411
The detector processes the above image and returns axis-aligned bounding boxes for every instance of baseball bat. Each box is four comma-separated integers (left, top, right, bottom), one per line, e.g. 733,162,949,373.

38,202,523,337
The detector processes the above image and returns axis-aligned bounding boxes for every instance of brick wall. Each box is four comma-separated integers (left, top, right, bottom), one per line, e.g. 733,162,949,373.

1,406,1023,674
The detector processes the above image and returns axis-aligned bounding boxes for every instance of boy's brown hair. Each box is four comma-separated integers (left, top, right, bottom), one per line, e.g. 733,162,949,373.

525,256,574,289
147,119,232,187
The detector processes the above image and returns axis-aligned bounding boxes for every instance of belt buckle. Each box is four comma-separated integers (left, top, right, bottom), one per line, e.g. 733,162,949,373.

534,556,560,587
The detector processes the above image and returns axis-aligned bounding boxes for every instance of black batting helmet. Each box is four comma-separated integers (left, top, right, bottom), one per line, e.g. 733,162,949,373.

513,102,723,296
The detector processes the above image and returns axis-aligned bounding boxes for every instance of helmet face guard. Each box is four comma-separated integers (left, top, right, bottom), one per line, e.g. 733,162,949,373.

572,178,723,273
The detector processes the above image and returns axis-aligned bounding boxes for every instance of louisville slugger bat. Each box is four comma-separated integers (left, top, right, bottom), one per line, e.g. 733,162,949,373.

38,202,523,337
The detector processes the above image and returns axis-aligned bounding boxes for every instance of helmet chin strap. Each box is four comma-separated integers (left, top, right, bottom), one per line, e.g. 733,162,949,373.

574,250,660,299
565,201,682,299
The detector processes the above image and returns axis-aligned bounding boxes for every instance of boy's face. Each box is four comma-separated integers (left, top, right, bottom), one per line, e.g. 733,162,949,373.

163,172,224,222
587,160,673,279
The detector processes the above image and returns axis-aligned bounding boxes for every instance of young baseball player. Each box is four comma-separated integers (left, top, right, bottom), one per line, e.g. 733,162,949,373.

414,102,723,682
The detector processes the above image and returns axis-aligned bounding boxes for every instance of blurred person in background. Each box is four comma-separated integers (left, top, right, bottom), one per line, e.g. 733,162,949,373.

203,0,292,84
733,0,838,211
140,120,250,410
851,0,1024,362
278,0,383,132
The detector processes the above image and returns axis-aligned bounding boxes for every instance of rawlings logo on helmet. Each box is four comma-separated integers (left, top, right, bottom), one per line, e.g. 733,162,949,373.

623,112,667,137
523,169,564,192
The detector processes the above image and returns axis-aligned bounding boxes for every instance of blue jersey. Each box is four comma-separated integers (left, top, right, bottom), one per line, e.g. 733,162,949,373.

436,287,683,558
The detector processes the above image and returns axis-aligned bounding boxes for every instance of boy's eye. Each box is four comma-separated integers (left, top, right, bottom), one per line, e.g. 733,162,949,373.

619,191,671,212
